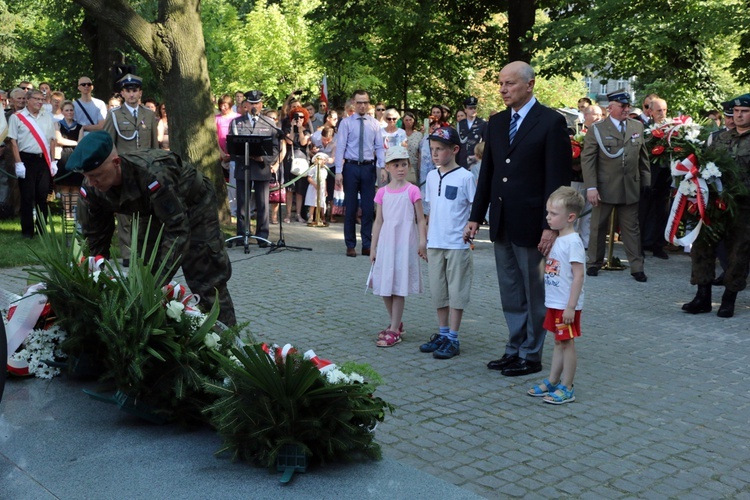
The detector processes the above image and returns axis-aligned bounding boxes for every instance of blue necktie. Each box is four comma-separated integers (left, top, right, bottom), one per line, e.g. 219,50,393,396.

509,112,520,143
358,117,365,162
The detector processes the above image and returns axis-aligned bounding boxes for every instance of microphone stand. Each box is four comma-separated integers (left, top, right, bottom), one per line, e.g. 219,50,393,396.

225,112,311,254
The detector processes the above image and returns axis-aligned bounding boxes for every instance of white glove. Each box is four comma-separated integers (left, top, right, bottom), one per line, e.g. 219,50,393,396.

15,162,26,179
50,160,58,176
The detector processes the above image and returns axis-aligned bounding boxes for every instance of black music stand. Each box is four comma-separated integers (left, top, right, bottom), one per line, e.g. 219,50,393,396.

225,132,311,254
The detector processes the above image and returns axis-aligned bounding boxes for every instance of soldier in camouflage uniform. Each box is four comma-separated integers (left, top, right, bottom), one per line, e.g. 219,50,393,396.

684,93,750,318
66,131,236,326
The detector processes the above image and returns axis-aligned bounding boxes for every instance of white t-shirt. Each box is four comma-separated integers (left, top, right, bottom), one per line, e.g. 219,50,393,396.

425,165,475,249
74,98,107,132
544,232,585,310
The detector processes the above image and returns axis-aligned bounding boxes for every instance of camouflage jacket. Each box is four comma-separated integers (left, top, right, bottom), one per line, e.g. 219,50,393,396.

711,128,750,193
78,149,209,274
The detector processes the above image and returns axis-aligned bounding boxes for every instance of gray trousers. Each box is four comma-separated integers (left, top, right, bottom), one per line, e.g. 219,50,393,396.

493,238,547,362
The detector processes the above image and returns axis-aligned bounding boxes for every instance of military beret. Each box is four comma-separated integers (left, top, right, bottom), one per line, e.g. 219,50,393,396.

66,131,114,173
116,73,142,90
429,126,460,146
244,90,263,103
721,100,734,117
731,93,750,108
464,96,479,107
607,89,632,105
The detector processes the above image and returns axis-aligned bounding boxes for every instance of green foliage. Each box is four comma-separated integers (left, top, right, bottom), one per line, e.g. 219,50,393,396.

28,216,240,423
533,0,745,115
203,0,323,106
204,344,394,467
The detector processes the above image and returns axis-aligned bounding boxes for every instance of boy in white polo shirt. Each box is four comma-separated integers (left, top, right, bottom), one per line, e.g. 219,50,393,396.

419,127,476,359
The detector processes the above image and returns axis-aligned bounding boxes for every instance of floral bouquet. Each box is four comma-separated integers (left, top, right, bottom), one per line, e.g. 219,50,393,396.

204,342,393,467
646,117,748,245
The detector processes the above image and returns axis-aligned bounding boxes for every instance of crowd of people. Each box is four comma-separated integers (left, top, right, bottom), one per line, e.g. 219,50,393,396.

2,60,749,405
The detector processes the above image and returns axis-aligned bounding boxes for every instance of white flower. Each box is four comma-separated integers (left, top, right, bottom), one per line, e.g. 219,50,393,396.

204,332,221,349
325,368,347,384
678,180,697,197
165,300,185,322
701,162,721,180
229,354,242,366
348,373,364,384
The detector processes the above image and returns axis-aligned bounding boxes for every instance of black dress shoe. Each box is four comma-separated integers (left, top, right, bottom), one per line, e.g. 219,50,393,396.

258,241,269,248
712,273,725,286
487,354,518,371
501,358,542,377
587,267,599,277
632,272,647,282
652,246,669,259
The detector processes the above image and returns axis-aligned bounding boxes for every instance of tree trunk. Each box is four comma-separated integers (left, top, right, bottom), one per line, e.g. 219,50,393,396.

72,0,228,219
507,0,537,63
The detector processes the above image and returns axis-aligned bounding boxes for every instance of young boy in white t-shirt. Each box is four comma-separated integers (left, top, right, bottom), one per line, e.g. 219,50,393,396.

419,127,476,360
527,186,585,404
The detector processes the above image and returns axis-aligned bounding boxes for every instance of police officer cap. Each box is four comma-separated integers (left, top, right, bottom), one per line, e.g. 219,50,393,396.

66,131,114,173
606,89,631,105
464,96,479,107
244,90,263,103
117,73,142,90
429,126,460,146
732,93,750,108
721,100,734,117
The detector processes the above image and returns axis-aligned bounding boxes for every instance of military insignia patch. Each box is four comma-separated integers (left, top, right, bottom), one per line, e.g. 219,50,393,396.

148,180,161,192
80,187,87,198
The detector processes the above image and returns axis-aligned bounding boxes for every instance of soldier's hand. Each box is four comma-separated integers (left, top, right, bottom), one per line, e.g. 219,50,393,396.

14,162,26,179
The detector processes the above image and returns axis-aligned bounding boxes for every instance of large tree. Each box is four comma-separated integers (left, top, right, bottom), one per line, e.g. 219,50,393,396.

72,0,225,202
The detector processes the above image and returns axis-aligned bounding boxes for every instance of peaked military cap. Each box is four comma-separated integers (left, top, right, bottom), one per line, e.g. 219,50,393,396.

117,73,142,90
464,96,479,107
721,100,735,117
606,89,631,105
244,90,263,103
66,131,114,173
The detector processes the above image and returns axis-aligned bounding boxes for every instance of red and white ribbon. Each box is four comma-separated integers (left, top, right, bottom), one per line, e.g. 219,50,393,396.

163,280,201,317
665,153,709,246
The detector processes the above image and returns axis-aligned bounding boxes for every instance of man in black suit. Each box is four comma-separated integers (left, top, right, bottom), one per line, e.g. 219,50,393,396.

464,61,571,377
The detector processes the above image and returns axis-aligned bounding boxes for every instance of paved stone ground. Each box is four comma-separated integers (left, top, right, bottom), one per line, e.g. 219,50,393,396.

3,219,750,498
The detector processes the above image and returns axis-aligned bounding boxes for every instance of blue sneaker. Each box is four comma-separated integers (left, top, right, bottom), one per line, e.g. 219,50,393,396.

419,334,448,353
433,339,460,359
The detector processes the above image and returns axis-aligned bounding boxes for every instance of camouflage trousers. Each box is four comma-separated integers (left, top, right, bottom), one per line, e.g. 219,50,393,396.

180,179,236,326
691,202,750,292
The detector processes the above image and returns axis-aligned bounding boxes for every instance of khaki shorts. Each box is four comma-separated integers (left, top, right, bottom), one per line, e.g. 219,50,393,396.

427,248,473,310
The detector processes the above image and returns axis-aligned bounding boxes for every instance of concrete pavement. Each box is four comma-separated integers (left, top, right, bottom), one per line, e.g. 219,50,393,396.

2,219,749,498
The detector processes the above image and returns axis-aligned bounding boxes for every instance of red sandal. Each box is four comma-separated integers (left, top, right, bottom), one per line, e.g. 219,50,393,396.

376,330,401,348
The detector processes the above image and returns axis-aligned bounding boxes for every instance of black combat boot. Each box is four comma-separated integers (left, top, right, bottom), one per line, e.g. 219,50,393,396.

717,290,737,318
682,284,712,314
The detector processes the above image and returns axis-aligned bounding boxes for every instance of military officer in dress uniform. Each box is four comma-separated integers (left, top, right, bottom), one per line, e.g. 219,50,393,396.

229,90,283,247
581,89,650,282
456,96,487,170
684,93,750,318
67,131,236,326
103,73,159,265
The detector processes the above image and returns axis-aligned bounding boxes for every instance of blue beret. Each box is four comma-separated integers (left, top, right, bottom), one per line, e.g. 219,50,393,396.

66,131,114,173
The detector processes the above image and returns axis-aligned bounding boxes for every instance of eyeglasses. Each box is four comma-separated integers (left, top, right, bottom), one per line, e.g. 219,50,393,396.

386,117,398,121
643,104,650,109
376,108,385,112
20,86,31,91
79,83,93,87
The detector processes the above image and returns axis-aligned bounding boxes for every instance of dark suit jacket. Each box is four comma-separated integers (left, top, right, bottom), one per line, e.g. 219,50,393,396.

469,100,572,247
229,113,281,182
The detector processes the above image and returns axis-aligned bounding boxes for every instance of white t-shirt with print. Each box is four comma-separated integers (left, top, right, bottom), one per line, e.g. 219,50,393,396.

425,165,475,249
544,232,585,310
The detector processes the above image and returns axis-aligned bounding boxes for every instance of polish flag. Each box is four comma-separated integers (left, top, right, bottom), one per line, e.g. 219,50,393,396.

319,75,328,105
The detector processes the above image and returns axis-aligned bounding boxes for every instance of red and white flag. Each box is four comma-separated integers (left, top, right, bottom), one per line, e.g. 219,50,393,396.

319,75,328,105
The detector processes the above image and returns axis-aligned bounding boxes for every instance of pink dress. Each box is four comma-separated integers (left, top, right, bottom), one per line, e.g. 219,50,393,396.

371,183,423,297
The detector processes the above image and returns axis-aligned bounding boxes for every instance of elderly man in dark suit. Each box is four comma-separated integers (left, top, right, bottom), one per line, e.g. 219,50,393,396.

465,61,571,377
582,90,650,282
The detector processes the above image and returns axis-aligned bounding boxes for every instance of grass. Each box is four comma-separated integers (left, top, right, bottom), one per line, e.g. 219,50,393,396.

0,209,236,269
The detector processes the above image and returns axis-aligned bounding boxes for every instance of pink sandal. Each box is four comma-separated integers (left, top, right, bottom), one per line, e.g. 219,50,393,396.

376,330,402,348
376,323,404,341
